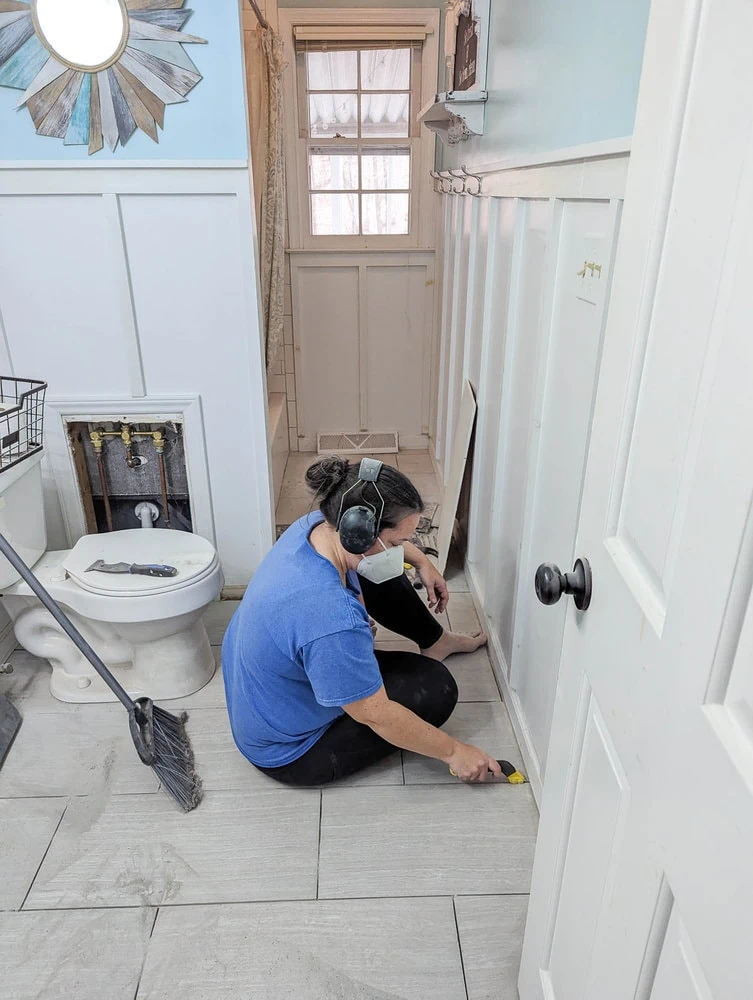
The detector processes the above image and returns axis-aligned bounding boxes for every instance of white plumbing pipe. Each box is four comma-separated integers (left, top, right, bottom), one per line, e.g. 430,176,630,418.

135,502,159,528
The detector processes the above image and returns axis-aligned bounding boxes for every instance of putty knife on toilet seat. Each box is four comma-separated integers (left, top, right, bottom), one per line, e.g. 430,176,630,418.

86,560,178,577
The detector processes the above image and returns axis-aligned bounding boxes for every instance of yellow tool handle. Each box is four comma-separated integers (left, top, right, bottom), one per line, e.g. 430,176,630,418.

449,759,527,784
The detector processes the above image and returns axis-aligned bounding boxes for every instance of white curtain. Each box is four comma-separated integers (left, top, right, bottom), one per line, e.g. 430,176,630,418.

307,48,411,137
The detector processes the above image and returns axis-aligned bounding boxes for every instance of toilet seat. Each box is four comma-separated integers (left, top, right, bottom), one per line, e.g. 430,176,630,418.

63,529,218,598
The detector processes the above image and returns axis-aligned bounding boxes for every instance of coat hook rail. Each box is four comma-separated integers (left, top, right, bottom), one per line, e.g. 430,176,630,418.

429,166,485,196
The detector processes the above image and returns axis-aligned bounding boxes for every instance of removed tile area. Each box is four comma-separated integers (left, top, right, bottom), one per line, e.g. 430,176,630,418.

455,895,530,1000
137,897,467,1000
0,907,155,1000
26,789,320,909
318,784,537,899
0,797,66,910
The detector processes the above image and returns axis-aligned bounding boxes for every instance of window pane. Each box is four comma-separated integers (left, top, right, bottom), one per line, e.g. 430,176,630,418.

309,94,358,138
309,147,359,190
306,50,357,90
362,193,410,235
361,48,410,90
360,94,409,138
361,147,410,190
311,193,359,235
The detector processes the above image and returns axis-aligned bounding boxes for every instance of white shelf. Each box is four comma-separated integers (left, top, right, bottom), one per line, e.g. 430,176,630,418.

418,91,488,145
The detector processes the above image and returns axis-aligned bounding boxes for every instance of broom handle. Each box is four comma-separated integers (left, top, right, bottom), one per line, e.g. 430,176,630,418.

0,532,135,711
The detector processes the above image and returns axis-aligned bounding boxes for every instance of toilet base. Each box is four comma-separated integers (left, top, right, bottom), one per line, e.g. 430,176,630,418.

5,598,217,704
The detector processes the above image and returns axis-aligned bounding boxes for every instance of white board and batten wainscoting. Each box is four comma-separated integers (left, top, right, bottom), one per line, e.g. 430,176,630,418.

0,163,274,617
432,141,631,801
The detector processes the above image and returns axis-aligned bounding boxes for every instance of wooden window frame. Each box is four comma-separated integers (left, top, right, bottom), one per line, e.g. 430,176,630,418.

279,8,440,251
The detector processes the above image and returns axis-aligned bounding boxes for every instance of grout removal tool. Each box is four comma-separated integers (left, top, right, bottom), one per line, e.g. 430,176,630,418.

86,560,178,577
450,758,527,783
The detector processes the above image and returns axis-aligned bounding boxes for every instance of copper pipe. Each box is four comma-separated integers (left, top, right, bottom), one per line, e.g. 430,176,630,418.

95,448,113,532
154,431,171,528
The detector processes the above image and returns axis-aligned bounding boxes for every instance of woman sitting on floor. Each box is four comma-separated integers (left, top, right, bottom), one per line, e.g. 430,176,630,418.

222,456,499,786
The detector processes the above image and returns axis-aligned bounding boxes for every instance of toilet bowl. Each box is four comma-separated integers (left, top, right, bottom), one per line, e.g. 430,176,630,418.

0,452,223,704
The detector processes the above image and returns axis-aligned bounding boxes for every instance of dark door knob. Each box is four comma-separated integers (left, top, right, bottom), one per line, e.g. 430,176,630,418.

535,558,592,611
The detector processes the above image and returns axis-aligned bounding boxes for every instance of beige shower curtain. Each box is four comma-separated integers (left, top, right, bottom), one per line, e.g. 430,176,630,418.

245,23,286,373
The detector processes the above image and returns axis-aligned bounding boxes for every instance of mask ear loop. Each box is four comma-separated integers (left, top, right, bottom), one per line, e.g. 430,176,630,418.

370,481,385,537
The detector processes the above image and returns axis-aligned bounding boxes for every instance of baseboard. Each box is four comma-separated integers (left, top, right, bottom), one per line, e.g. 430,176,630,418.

0,619,16,665
466,563,543,806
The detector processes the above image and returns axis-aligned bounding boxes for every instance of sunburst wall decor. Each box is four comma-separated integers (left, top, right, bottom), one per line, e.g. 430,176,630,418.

0,0,206,154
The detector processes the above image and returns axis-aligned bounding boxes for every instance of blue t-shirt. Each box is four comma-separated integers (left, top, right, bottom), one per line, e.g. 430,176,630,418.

221,512,383,768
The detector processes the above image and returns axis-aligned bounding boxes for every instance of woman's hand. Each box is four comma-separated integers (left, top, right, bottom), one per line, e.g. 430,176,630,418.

418,562,449,614
445,742,502,782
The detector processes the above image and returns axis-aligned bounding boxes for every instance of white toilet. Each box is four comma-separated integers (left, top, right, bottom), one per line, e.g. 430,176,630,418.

0,450,223,704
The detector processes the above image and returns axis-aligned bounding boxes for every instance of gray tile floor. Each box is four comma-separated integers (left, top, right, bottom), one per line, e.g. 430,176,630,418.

0,452,536,1000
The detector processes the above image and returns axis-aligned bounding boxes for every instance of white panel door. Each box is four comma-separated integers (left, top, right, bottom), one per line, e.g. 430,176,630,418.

521,2,753,998
365,262,432,442
294,265,361,439
292,253,435,448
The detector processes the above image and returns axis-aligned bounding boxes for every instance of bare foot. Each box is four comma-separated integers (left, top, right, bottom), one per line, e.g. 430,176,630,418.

422,631,488,661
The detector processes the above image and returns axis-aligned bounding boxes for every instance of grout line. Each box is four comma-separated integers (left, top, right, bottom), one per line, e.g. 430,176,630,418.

452,896,471,1000
17,892,530,915
132,907,160,1000
315,790,323,900
18,798,70,911
0,787,161,801
3,770,526,804
8,903,163,914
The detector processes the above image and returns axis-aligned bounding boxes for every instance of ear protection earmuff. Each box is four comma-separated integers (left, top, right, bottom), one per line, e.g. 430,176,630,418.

337,458,384,554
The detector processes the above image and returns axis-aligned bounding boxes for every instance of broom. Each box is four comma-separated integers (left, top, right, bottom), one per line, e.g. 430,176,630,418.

0,531,202,811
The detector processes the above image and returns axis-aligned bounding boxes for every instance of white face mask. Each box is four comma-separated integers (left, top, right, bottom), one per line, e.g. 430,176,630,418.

357,538,405,585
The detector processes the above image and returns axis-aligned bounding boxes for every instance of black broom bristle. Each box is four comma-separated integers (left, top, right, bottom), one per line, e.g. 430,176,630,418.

129,697,203,812
150,705,203,812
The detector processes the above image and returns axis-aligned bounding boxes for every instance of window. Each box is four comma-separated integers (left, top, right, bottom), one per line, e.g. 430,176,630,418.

295,35,424,240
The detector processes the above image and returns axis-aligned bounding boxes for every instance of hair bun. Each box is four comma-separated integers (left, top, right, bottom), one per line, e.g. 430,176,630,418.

305,455,350,498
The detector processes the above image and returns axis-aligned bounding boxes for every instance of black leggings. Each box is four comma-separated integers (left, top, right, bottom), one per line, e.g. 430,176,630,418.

257,572,456,787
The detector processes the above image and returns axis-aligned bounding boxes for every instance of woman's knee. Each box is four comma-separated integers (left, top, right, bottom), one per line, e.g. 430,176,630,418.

385,656,458,726
426,661,459,725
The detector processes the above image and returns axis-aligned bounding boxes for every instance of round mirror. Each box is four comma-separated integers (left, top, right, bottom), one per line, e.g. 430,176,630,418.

32,0,128,72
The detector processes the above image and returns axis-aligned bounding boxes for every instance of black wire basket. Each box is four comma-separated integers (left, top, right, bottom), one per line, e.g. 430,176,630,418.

0,377,47,472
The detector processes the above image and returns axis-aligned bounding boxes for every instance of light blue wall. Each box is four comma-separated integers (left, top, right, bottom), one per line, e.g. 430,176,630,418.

444,0,650,167
0,1,248,160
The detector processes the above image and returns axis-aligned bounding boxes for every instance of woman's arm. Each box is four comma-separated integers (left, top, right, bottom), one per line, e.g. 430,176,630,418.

343,687,502,782
403,541,449,614
403,539,429,569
